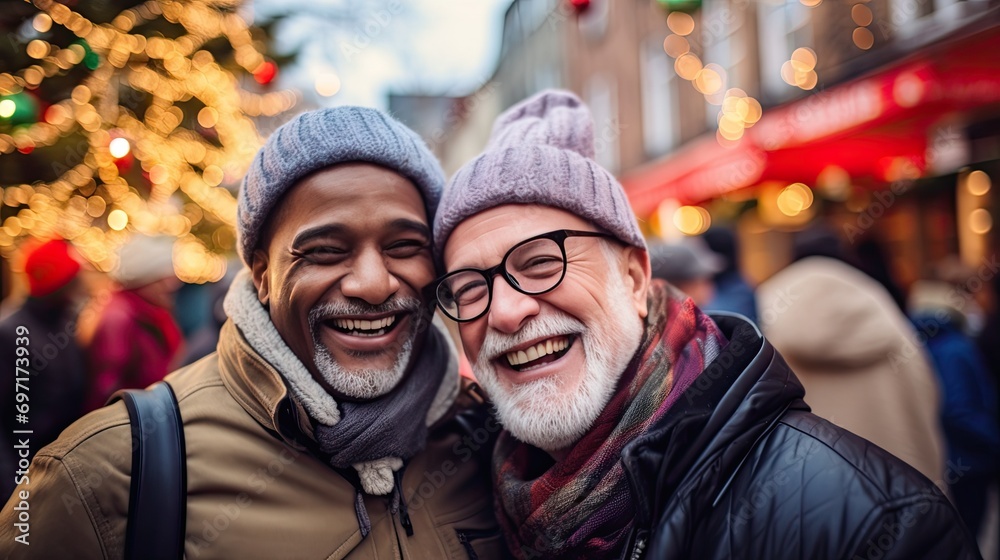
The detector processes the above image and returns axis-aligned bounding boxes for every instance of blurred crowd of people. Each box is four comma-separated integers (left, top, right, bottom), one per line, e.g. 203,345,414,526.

651,224,1000,551
0,235,232,499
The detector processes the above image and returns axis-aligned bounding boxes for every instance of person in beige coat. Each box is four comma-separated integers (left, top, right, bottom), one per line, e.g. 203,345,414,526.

0,106,504,558
757,256,947,486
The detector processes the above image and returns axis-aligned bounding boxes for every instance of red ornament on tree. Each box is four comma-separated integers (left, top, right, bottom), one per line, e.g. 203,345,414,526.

253,61,278,85
113,151,134,173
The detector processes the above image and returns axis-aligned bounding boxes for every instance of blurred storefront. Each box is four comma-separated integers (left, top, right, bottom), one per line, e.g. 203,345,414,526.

558,0,1000,290
430,0,1000,294
622,25,1000,287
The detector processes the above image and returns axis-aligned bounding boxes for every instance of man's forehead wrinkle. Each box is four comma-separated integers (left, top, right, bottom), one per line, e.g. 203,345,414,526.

449,225,510,270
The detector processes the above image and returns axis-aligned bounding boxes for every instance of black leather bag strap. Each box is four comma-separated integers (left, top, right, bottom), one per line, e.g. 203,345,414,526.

121,381,186,560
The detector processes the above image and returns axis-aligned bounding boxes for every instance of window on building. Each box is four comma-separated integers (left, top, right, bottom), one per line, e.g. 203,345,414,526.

640,36,679,158
586,73,619,173
702,0,750,127
758,0,812,102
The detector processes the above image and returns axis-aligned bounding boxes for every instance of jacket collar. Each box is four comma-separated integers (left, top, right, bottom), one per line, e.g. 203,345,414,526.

621,313,808,529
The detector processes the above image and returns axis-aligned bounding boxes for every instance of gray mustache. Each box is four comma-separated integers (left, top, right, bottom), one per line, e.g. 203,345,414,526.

308,297,422,327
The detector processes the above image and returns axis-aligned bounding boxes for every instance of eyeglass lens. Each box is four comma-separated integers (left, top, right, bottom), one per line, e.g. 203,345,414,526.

437,236,567,321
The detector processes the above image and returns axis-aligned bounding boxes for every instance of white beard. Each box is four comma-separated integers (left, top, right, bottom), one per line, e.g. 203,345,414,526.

309,299,418,400
471,261,645,453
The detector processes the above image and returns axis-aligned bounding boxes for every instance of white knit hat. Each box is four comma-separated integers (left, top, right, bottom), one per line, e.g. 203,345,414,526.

113,235,176,289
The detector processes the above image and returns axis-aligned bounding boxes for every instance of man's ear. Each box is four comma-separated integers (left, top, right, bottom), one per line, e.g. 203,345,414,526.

622,246,651,319
250,250,270,306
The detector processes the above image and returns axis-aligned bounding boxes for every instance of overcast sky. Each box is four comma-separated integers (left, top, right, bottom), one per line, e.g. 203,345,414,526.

252,0,513,108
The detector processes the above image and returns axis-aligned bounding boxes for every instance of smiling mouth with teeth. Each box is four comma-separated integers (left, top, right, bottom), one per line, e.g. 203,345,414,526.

504,336,574,372
329,315,400,337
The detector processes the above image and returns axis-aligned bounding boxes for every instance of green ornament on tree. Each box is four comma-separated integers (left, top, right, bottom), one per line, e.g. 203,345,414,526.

0,92,40,126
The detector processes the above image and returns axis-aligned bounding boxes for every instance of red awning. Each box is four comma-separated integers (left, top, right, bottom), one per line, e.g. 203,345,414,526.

623,28,1000,216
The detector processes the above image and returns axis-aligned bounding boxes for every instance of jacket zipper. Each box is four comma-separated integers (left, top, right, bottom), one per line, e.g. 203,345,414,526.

628,529,649,560
393,468,414,536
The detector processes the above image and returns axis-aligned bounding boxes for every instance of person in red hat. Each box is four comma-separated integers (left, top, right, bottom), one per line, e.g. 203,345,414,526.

0,238,88,501
81,234,183,412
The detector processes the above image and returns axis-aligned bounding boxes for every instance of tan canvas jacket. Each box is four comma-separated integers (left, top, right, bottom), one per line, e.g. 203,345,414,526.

0,320,504,559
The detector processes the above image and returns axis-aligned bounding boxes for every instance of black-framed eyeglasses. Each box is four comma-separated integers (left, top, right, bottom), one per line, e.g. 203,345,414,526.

430,229,615,323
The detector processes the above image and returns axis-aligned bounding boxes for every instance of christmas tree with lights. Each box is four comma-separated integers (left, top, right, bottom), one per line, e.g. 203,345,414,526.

0,0,297,283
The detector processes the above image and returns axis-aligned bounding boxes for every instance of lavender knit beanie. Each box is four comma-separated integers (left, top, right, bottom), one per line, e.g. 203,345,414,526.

237,106,445,265
433,89,646,257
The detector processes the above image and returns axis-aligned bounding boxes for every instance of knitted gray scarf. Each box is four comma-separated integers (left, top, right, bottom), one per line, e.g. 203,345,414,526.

314,323,447,470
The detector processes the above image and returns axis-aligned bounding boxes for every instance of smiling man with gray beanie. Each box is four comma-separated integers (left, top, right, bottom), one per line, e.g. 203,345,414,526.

428,89,978,560
1,106,505,560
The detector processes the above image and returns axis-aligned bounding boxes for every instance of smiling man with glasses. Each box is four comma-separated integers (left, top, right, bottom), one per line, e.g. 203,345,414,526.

431,90,979,560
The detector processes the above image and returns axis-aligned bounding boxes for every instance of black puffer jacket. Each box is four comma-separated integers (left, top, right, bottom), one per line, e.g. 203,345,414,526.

619,314,981,560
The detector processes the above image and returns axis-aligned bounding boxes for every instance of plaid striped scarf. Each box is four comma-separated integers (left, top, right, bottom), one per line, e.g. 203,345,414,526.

494,281,728,559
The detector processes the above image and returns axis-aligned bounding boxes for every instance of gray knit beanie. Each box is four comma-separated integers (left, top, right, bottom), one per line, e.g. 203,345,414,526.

433,89,646,258
237,106,445,265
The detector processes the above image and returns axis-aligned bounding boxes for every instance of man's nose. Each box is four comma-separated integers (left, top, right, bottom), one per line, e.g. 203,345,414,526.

340,249,400,304
487,275,540,334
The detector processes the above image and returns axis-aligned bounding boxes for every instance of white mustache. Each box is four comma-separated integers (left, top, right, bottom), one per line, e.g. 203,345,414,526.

478,311,585,363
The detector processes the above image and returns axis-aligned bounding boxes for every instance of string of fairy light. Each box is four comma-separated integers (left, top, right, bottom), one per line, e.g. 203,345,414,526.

0,0,299,283
658,0,873,236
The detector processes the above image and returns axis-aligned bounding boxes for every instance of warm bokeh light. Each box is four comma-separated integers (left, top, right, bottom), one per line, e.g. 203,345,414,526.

970,208,993,234
817,165,851,201
202,165,224,187
673,205,711,235
967,170,992,196
694,67,724,95
790,48,817,72
853,27,875,49
109,137,131,158
27,40,49,60
32,13,53,33
851,4,874,26
716,88,764,145
315,73,342,97
797,70,818,89
782,54,819,90
108,209,129,231
0,99,15,118
197,107,219,128
675,53,703,80
663,34,690,58
776,183,815,216
667,12,695,36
